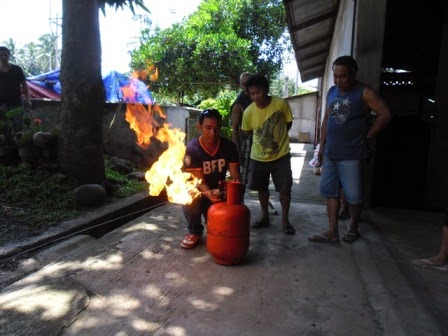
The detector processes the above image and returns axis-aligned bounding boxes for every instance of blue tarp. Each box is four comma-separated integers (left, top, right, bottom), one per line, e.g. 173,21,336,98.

102,70,153,104
27,70,153,104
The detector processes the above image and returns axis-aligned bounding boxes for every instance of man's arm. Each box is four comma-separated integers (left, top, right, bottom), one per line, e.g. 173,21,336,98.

317,107,329,163
228,162,242,181
188,169,222,202
231,103,243,147
363,86,392,139
20,79,32,108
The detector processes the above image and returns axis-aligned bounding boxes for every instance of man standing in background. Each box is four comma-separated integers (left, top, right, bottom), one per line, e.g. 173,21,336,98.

231,72,277,214
231,72,252,187
241,73,295,235
0,46,32,132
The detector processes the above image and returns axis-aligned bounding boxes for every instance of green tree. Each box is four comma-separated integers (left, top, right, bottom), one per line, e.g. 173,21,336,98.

131,0,287,104
270,75,296,97
20,42,42,76
2,35,59,74
36,34,59,72
59,0,148,184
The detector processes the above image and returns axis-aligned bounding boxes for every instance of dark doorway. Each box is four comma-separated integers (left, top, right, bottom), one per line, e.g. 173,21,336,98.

372,1,444,209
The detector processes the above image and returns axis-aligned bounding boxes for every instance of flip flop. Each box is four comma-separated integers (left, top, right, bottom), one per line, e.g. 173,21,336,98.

342,232,360,243
283,224,296,235
411,259,448,271
308,233,340,243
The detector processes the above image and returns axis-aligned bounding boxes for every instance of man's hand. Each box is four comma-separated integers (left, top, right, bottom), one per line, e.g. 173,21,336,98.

317,146,324,164
204,189,222,203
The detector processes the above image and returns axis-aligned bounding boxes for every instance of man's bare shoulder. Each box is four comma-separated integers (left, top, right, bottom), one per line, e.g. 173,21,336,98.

231,102,244,113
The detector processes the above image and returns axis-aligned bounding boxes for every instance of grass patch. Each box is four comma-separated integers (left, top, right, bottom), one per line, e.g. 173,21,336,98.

105,163,147,198
0,158,148,228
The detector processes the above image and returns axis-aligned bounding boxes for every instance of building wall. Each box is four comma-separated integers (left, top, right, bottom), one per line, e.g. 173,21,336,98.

285,92,318,143
320,0,355,119
30,100,197,169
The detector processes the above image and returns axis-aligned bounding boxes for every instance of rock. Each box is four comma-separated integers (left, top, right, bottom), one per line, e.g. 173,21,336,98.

33,132,57,148
74,184,106,206
109,157,135,174
101,180,114,196
127,171,146,181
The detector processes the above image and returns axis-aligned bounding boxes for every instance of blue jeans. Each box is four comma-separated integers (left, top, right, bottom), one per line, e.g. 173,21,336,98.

182,196,212,235
320,158,364,204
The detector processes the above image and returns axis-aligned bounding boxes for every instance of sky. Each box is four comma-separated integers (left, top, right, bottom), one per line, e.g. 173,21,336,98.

0,0,301,80
0,0,203,74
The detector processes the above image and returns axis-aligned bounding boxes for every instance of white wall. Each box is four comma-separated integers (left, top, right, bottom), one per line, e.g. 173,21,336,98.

285,92,318,143
320,0,355,120
319,0,387,120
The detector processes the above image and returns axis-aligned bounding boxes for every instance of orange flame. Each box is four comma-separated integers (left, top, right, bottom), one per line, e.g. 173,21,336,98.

122,69,200,205
132,64,158,83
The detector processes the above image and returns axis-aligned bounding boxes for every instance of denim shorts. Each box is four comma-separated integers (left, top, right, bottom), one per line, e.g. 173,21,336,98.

247,154,292,194
320,158,365,204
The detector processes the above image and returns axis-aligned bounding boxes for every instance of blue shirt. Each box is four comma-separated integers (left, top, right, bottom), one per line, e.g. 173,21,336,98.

325,82,369,160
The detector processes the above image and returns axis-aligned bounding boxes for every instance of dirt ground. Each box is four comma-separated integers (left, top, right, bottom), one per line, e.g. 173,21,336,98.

0,205,48,248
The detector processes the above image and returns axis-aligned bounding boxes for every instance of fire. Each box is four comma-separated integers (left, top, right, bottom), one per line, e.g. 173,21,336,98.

122,69,200,205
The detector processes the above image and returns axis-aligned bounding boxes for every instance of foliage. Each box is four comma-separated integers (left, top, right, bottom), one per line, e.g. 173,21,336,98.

2,35,59,76
104,156,147,198
99,0,149,15
0,157,147,228
0,165,81,227
0,108,19,145
0,108,40,146
130,0,288,104
270,76,296,97
14,116,42,147
297,86,317,95
270,75,317,97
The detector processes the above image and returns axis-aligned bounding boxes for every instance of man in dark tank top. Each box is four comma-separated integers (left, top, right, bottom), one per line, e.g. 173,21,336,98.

309,55,391,244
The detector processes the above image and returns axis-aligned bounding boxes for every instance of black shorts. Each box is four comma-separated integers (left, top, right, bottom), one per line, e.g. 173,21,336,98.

247,153,292,194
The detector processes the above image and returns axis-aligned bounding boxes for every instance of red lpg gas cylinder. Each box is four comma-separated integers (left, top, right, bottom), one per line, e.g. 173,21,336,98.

207,180,250,265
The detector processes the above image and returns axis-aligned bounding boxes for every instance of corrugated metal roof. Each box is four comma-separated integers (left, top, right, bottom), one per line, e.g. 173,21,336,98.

284,0,340,82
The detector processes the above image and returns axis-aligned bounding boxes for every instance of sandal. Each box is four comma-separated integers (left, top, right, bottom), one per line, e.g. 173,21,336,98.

342,231,360,243
180,233,203,249
252,219,270,229
308,233,340,243
411,258,448,271
283,224,296,235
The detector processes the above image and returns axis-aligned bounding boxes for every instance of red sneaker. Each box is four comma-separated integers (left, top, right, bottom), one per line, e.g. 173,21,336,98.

180,234,203,249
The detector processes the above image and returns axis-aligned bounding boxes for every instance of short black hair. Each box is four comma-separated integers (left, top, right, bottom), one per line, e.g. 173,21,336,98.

0,46,11,55
245,73,270,93
199,108,222,125
333,55,358,73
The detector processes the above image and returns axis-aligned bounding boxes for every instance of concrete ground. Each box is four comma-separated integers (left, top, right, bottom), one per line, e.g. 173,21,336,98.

0,143,446,336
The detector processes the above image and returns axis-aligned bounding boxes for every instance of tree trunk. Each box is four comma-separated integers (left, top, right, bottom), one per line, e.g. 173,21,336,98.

59,0,105,184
